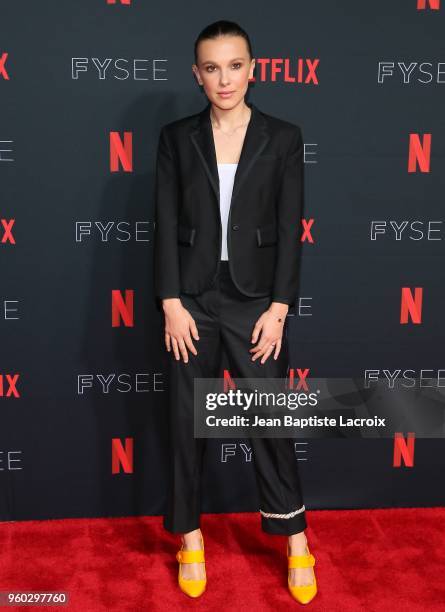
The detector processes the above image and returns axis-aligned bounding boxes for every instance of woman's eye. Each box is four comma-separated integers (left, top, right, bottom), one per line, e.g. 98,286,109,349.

205,63,242,72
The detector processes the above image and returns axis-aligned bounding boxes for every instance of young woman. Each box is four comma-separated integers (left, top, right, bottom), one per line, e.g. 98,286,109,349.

154,20,318,604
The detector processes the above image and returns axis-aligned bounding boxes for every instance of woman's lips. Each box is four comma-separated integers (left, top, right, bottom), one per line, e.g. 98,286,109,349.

218,91,235,98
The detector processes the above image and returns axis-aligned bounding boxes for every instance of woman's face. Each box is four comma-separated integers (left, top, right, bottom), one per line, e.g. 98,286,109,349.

193,35,255,109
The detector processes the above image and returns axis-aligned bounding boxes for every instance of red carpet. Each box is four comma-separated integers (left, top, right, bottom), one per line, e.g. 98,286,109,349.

1,508,445,611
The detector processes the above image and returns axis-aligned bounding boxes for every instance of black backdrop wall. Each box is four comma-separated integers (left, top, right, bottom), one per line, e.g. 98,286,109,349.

2,1,445,522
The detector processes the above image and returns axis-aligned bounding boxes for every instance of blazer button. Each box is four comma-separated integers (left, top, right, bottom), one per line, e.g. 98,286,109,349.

232,224,239,230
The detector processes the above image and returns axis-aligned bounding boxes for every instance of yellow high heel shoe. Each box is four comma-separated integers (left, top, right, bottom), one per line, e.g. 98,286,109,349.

176,532,206,598
287,540,318,604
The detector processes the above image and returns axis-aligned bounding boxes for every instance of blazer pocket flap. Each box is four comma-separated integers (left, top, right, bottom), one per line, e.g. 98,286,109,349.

178,224,196,246
256,224,278,247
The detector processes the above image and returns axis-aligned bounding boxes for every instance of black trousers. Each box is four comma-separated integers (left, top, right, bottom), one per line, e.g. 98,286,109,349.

163,260,307,536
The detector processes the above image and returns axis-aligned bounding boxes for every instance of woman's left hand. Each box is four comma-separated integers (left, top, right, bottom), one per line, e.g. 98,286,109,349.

249,302,289,364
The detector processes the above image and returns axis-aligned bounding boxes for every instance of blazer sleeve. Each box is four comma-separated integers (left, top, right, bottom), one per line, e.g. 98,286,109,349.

153,125,181,303
271,126,304,306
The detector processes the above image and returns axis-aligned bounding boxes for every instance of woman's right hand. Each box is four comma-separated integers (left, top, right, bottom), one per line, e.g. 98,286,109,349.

162,298,199,363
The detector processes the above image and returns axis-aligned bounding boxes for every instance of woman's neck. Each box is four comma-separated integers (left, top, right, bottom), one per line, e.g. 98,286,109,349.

210,101,251,134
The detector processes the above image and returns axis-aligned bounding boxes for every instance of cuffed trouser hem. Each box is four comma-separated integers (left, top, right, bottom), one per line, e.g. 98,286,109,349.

163,508,307,535
260,504,307,535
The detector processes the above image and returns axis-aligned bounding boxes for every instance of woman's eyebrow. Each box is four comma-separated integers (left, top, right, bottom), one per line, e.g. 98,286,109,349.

201,57,245,65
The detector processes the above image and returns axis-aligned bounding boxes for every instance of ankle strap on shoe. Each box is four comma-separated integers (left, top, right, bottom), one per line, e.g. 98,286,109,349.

288,553,315,569
176,549,205,564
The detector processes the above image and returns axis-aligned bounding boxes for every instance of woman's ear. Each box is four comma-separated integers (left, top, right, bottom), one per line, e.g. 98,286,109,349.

192,65,203,86
249,59,256,80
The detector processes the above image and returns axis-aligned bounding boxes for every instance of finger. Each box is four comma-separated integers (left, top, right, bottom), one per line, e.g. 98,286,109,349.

171,337,180,361
249,330,269,353
260,344,275,364
251,340,270,361
252,337,278,361
251,321,262,344
178,338,189,363
184,334,198,356
190,320,200,341
251,336,272,357
273,339,282,360
165,332,171,352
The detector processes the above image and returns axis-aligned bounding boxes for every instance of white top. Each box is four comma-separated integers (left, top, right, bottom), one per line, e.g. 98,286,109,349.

217,163,238,260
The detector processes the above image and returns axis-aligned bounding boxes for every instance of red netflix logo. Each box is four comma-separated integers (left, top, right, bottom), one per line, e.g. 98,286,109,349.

1,219,15,244
417,0,440,8
112,290,134,327
393,433,415,467
249,58,319,84
408,133,431,172
0,53,9,80
110,132,133,172
0,374,20,398
223,368,310,392
301,219,315,243
112,438,134,474
400,288,423,324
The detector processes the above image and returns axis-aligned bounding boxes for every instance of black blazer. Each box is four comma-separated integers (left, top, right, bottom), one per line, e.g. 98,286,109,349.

153,100,304,309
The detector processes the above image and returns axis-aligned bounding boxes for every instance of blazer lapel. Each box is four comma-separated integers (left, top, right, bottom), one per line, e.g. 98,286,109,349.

189,100,270,204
